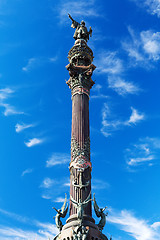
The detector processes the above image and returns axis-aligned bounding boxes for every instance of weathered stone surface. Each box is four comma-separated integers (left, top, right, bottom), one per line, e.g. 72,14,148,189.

52,16,111,240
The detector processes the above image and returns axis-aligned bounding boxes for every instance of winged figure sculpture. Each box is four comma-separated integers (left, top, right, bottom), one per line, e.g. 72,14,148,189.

53,193,68,231
93,193,108,231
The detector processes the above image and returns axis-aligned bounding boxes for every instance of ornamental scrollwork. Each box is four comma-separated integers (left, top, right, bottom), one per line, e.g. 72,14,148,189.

71,136,90,161
66,63,95,91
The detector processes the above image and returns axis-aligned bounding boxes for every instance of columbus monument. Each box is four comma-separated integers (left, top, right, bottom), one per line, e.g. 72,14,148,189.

52,15,112,240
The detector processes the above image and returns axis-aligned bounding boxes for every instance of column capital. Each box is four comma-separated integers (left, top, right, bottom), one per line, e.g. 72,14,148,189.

66,39,96,96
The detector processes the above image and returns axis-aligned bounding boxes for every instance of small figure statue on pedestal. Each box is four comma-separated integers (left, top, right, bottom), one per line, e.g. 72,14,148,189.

68,13,92,41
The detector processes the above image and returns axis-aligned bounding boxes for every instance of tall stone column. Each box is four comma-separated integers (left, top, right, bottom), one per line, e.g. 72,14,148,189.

52,16,111,240
66,39,96,219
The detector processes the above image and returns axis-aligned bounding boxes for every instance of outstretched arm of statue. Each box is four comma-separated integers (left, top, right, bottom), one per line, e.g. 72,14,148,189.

89,26,92,37
52,207,59,213
68,13,74,22
68,13,78,28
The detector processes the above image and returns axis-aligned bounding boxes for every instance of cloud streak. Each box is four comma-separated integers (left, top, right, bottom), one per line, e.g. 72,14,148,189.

40,177,70,201
0,208,58,240
0,103,24,116
95,51,124,75
21,168,33,177
108,76,140,96
25,138,44,147
0,88,14,100
0,223,58,240
40,177,56,189
108,209,160,240
128,107,145,125
125,137,160,169
91,84,109,99
0,88,24,116
95,51,140,96
122,27,160,68
101,104,145,137
22,57,57,72
92,179,110,190
15,122,35,133
57,0,100,23
46,153,70,167
133,0,160,18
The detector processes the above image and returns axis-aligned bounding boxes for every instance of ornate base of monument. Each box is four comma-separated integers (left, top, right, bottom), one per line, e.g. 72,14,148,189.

55,215,109,240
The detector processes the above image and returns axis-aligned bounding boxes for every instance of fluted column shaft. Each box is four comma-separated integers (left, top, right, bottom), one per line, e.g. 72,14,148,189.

66,39,96,221
70,93,92,216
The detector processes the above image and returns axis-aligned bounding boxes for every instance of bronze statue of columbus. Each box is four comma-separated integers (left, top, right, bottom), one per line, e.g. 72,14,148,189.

68,14,92,41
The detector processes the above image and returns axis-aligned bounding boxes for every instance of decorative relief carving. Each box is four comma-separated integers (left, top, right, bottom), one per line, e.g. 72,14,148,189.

71,137,90,160
70,137,91,171
72,87,90,98
72,171,90,190
70,191,92,224
68,41,94,63
70,156,92,171
73,225,89,240
66,63,95,92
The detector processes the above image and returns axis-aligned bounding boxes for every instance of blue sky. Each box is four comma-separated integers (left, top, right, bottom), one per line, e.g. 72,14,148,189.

0,0,160,239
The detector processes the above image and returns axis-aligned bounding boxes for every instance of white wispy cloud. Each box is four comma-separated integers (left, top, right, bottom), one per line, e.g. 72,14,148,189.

25,138,44,147
21,168,33,177
0,88,14,100
108,209,160,240
0,208,58,240
0,223,57,240
141,30,160,61
122,27,160,68
54,197,66,203
92,84,102,92
0,102,24,116
57,0,100,23
91,84,109,99
128,107,145,125
125,137,160,169
0,208,29,223
63,181,70,187
151,222,160,230
40,177,70,201
22,57,57,72
92,179,110,190
40,178,56,189
108,76,140,96
15,122,35,133
127,156,155,167
101,104,145,137
95,51,124,75
133,0,160,18
94,51,140,97
91,94,109,99
46,153,70,167
0,88,24,116
41,194,51,200
22,58,37,72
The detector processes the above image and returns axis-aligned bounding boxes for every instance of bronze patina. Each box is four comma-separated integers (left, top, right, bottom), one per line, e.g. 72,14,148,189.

52,15,112,240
